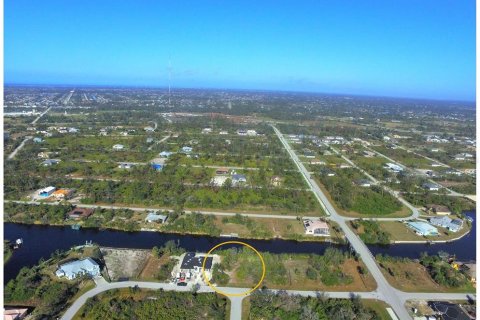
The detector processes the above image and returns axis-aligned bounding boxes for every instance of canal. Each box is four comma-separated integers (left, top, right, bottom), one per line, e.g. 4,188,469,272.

4,211,475,283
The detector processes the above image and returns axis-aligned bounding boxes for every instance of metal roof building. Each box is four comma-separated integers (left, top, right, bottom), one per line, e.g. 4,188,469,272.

406,221,439,236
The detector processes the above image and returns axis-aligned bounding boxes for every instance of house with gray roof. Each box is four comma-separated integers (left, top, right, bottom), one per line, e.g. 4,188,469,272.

55,258,100,280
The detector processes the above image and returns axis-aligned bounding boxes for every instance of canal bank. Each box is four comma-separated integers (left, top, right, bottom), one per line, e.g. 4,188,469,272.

4,211,475,284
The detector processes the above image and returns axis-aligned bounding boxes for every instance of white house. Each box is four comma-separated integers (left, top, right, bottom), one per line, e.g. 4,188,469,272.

385,163,404,173
38,186,56,198
145,212,168,223
232,174,247,185
113,144,125,151
181,146,193,154
422,182,440,191
303,219,330,236
55,258,100,280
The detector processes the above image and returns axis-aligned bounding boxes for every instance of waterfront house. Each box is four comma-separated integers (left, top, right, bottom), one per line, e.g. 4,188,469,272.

425,204,451,215
429,216,452,228
55,258,100,280
406,221,439,236
68,208,94,220
145,212,168,223
303,219,330,236
180,252,213,273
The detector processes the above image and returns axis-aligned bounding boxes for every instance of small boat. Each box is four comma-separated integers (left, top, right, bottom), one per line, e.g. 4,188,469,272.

71,224,81,230
13,238,23,249
466,216,474,223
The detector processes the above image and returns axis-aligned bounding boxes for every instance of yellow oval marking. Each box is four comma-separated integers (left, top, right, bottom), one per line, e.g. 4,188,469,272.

201,241,266,297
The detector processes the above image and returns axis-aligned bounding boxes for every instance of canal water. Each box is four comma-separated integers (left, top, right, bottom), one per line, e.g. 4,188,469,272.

4,211,475,283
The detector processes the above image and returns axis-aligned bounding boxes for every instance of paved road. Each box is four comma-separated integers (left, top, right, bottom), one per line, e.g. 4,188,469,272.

147,134,169,151
7,136,32,160
272,125,412,320
8,106,53,160
59,279,475,320
5,200,304,220
31,106,52,124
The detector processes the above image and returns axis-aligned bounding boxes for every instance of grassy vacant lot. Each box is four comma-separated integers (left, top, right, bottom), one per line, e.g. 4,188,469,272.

372,146,432,169
377,258,475,293
361,300,393,320
351,156,389,180
138,254,176,281
213,215,340,242
376,220,472,242
212,248,376,292
316,180,412,218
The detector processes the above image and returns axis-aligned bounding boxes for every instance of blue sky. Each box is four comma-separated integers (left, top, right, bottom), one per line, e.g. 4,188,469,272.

5,0,476,100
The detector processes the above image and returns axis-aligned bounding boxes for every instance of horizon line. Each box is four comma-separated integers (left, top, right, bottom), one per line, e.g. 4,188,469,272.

4,82,476,104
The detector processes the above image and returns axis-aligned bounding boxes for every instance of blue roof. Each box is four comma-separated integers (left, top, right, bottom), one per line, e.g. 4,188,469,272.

407,221,439,235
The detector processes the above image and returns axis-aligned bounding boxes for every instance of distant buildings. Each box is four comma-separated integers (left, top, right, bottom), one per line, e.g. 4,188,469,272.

52,189,74,200
159,151,173,158
232,174,247,185
151,158,166,171
112,144,125,151
118,163,135,169
422,182,440,191
55,258,100,280
354,179,372,187
41,159,60,166
181,146,193,154
38,186,56,198
453,153,474,161
215,168,230,175
385,163,403,173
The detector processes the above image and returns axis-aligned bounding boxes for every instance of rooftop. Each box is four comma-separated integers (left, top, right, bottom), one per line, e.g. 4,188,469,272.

180,252,213,270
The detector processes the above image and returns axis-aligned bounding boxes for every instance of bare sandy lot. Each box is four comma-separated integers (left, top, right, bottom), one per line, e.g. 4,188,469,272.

100,247,150,281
